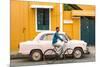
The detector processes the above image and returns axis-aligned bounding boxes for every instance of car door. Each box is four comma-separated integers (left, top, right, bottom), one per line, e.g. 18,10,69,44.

38,34,54,52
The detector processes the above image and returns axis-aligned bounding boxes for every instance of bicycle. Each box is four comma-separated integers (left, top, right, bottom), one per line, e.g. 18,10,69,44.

43,41,73,64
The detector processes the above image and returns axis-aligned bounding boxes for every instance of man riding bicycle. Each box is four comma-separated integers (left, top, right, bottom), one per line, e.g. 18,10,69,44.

52,27,66,48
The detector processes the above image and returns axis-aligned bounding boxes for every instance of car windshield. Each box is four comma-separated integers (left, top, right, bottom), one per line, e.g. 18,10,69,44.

59,34,68,41
66,34,71,40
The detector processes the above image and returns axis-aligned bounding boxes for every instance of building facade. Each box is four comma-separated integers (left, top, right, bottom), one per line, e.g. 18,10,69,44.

11,0,95,53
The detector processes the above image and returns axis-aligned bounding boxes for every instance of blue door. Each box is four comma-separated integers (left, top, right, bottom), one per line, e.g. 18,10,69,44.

81,17,95,46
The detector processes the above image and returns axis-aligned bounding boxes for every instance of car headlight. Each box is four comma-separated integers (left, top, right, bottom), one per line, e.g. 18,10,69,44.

83,42,87,46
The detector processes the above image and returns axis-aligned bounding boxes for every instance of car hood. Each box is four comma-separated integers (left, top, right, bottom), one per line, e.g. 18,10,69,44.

68,40,87,45
69,40,84,42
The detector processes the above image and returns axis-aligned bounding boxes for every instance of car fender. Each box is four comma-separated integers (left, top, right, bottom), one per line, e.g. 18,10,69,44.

64,42,85,54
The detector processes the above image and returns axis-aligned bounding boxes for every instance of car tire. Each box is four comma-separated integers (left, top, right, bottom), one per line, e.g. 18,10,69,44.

30,50,43,61
73,48,83,59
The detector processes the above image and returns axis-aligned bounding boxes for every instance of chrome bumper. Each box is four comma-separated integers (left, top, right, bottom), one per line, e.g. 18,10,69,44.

84,48,90,54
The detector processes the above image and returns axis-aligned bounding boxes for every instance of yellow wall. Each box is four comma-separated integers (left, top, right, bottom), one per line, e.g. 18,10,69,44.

63,11,80,40
72,17,80,40
11,1,60,52
78,5,95,10
63,11,73,39
72,10,95,16
11,1,29,52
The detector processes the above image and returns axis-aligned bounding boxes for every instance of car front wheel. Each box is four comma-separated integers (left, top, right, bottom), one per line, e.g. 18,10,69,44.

73,48,83,59
30,50,42,61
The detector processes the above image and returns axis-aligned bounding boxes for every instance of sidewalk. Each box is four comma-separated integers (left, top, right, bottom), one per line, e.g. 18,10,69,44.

88,46,95,54
10,46,95,59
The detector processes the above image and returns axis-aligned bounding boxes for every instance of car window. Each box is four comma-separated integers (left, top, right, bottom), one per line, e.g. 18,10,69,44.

40,34,53,40
40,33,68,41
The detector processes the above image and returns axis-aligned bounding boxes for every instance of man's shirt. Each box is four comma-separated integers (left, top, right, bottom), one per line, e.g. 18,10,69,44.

52,32,63,44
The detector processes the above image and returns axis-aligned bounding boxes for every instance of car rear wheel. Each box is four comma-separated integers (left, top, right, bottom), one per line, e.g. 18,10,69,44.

73,48,83,59
30,50,42,61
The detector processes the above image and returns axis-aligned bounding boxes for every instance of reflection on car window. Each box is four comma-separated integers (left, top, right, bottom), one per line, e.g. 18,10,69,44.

43,34,53,40
40,34,53,40
40,35,45,40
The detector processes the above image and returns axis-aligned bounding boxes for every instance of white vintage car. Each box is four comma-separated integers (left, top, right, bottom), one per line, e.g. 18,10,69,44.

19,31,89,61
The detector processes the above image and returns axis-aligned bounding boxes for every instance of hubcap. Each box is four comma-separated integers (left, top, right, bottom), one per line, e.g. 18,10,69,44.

74,50,82,58
32,52,41,61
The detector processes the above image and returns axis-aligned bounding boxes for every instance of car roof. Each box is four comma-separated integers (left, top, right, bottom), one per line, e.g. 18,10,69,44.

34,31,65,40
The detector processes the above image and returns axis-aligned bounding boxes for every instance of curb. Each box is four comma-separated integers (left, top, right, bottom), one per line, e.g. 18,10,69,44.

10,53,29,59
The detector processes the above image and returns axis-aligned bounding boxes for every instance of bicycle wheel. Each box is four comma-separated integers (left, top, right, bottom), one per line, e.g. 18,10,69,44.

64,48,73,59
44,49,57,64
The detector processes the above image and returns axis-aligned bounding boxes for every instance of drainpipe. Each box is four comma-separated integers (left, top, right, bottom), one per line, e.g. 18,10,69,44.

60,3,63,32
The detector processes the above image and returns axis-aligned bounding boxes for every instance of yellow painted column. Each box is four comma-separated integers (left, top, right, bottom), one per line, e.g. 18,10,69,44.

72,17,80,40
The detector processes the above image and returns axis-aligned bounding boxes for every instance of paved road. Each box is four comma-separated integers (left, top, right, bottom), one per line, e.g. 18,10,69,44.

10,46,95,67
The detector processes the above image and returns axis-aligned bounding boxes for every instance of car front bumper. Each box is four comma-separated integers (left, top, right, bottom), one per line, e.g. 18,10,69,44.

84,48,90,54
